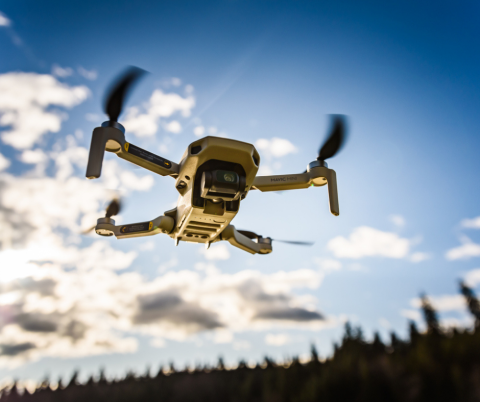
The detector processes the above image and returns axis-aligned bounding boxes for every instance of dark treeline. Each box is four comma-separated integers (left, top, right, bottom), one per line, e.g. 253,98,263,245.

2,281,480,402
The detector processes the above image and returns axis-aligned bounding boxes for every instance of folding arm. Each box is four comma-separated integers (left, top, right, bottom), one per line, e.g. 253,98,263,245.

251,166,339,216
95,215,175,239
86,123,180,179
220,225,272,255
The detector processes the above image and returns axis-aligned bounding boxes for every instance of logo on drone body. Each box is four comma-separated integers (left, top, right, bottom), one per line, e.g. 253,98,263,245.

270,176,298,182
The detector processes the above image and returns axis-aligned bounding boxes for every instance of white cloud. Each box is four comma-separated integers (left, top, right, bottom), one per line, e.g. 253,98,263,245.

464,268,480,287
0,72,90,149
77,67,98,81
410,295,466,312
0,265,327,366
328,226,410,259
0,152,10,171
0,12,11,27
265,333,290,346
389,214,405,228
200,243,231,260
165,120,182,134
19,149,47,164
123,89,195,137
409,252,431,263
445,237,480,260
461,217,480,229
255,137,297,158
51,65,73,78
193,125,205,137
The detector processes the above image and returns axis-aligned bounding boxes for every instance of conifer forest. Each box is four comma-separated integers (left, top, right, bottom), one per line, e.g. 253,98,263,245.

2,281,480,402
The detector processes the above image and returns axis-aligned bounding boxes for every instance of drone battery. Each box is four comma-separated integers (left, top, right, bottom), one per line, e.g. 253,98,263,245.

201,170,241,201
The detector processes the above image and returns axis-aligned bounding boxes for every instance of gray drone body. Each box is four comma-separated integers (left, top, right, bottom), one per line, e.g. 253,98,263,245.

86,68,346,255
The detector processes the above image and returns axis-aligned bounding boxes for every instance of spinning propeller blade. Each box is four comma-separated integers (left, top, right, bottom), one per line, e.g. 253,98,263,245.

105,198,121,218
272,239,314,246
82,198,122,234
104,67,147,122
317,115,347,162
237,230,313,246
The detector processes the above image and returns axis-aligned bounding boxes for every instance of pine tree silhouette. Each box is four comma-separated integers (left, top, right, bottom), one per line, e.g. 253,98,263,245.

459,280,480,326
420,293,440,334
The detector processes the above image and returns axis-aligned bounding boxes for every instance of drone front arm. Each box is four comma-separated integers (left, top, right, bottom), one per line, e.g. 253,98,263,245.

252,166,339,216
220,225,272,255
86,125,179,179
95,215,175,239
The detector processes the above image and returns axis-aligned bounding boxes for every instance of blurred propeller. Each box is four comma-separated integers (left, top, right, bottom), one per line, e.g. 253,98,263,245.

82,198,122,234
237,230,314,246
104,66,147,122
317,115,347,162
105,198,121,218
272,239,314,246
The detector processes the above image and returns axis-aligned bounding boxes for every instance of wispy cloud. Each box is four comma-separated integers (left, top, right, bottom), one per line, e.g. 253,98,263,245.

445,237,480,260
0,12,11,27
123,88,195,137
77,67,98,81
461,216,480,229
51,64,73,78
389,214,405,228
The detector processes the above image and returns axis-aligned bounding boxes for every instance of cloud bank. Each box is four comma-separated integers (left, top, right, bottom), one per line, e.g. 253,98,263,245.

0,72,90,149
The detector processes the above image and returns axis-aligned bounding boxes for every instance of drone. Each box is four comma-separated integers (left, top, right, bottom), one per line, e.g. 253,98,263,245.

86,67,347,255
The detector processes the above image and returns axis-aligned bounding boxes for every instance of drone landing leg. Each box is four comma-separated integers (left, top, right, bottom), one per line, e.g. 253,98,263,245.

220,225,272,255
95,215,175,239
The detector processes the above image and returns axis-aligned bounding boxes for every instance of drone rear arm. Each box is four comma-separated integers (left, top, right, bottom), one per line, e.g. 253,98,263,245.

252,166,339,216
86,125,179,179
95,215,175,239
220,225,272,255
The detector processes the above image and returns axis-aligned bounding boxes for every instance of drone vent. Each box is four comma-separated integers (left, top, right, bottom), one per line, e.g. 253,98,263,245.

189,221,221,228
186,225,217,233
191,145,202,155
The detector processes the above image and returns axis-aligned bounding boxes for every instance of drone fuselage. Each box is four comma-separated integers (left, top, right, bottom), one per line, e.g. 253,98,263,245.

165,136,260,246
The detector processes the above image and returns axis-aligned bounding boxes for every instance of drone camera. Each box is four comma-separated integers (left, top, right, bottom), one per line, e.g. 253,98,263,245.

201,170,245,201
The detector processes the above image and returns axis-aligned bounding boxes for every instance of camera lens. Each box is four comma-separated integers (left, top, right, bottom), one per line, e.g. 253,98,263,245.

223,173,235,182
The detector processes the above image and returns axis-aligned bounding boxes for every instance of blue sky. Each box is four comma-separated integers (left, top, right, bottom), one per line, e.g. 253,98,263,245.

0,0,480,388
